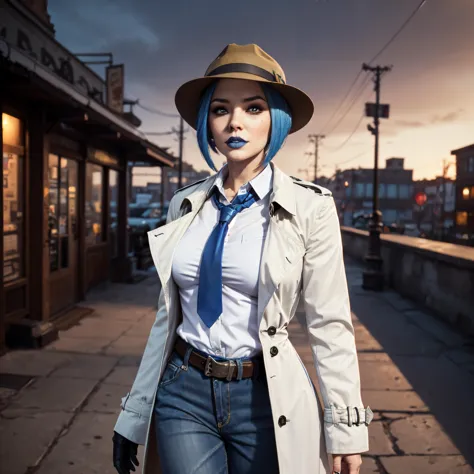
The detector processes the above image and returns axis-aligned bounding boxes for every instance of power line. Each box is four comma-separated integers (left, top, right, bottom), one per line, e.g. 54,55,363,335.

136,102,180,118
142,130,175,136
327,114,366,153
320,71,364,135
320,0,427,137
324,73,372,136
339,150,368,166
368,0,427,65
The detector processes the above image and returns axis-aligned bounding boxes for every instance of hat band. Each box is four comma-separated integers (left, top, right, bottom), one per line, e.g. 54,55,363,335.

206,63,278,83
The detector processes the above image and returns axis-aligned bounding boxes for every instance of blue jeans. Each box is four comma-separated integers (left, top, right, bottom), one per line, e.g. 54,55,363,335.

154,343,279,474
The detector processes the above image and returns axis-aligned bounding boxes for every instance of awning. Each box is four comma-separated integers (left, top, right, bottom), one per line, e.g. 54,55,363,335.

0,41,176,168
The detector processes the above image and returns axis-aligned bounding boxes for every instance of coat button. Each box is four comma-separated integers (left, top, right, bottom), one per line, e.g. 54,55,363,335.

268,326,276,336
278,415,287,427
270,346,278,357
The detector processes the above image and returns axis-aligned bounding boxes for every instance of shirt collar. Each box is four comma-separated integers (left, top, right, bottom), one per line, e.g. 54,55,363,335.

212,163,273,203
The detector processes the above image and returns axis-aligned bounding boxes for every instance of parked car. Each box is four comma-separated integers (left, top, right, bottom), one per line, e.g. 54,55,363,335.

128,203,169,233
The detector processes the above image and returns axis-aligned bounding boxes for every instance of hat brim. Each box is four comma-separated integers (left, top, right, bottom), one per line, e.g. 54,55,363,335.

174,73,314,134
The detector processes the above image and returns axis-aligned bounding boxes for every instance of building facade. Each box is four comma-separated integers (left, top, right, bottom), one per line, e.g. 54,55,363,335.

1,0,175,352
336,158,414,228
412,177,455,238
451,143,474,246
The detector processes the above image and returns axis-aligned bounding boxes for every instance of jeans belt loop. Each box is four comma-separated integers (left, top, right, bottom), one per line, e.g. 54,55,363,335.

183,344,194,370
226,360,236,381
236,359,244,381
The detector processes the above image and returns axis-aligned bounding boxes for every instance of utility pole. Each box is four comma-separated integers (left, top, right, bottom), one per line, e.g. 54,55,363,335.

308,134,325,183
362,63,392,291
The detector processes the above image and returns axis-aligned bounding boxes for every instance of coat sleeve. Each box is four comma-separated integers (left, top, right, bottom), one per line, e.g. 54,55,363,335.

113,195,180,445
301,196,372,454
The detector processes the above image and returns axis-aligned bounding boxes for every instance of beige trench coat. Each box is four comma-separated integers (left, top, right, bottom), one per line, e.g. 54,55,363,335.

114,163,371,474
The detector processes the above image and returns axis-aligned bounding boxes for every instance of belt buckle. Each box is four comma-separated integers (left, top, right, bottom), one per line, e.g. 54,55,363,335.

204,355,216,377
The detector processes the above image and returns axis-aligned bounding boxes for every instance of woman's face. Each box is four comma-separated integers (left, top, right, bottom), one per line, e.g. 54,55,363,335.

208,79,271,165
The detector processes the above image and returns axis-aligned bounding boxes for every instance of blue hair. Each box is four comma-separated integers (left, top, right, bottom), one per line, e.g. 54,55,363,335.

196,81,292,171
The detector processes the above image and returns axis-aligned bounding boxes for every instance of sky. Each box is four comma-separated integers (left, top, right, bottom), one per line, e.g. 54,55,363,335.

47,0,474,185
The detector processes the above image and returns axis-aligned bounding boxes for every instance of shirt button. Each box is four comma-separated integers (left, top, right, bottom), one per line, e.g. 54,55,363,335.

268,326,276,336
270,346,278,357
278,415,287,427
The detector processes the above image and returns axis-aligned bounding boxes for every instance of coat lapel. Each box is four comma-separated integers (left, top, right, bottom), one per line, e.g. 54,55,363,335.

147,175,218,312
257,164,305,320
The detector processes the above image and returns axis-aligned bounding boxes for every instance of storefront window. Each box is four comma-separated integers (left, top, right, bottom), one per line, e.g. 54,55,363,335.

109,169,118,258
48,155,76,271
3,113,25,283
85,163,104,245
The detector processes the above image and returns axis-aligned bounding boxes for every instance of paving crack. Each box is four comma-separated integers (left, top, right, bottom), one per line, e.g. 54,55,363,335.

381,417,405,456
372,455,390,474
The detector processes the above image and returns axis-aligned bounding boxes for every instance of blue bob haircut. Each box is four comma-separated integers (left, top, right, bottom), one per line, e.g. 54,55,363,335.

196,81,293,171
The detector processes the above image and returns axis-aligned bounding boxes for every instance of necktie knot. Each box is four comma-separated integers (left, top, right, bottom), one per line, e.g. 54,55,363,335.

219,205,238,223
213,190,256,224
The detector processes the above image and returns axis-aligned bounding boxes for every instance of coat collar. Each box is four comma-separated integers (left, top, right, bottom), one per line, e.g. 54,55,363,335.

179,162,297,216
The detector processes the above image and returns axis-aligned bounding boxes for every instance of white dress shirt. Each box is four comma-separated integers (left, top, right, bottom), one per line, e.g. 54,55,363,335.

172,163,273,358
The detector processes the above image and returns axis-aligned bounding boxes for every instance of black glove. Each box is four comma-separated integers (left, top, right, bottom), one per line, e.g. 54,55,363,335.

113,431,140,474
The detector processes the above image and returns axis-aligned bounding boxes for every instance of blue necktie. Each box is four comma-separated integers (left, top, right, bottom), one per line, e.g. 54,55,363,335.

197,189,257,328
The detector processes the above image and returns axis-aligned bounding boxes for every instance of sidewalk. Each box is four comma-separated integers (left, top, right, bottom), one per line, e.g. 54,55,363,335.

1,261,473,474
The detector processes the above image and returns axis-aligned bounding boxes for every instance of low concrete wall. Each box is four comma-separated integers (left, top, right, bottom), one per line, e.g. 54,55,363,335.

341,227,474,336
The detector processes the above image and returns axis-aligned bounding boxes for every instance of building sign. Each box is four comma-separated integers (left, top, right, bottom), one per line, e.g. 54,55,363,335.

106,64,124,114
87,148,120,168
365,103,390,119
0,2,105,102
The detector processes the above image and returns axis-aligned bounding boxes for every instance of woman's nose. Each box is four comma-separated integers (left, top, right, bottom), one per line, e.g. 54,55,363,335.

228,110,244,132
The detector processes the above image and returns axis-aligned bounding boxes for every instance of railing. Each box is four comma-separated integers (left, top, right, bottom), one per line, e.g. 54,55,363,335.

341,227,474,336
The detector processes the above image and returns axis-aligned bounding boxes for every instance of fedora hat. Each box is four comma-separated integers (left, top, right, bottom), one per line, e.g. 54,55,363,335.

175,43,314,134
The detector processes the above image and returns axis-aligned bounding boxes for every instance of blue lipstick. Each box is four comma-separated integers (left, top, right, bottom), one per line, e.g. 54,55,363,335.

225,137,248,149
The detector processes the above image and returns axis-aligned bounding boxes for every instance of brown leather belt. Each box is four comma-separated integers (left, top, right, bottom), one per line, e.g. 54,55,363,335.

174,337,261,381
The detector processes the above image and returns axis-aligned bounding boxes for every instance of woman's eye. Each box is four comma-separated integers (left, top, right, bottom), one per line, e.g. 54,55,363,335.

248,105,262,114
211,107,227,115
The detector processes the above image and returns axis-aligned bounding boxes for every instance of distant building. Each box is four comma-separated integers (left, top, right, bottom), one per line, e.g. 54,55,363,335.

451,143,474,245
335,158,414,227
412,178,455,237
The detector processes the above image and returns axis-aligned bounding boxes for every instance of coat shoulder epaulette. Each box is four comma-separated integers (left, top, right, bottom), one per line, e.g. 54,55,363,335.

290,176,332,196
173,177,209,195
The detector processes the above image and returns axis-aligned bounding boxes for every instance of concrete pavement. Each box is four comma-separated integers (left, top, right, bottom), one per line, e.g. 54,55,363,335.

1,260,473,474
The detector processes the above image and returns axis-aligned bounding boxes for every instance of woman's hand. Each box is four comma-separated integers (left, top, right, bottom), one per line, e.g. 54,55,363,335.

112,431,140,474
331,453,362,474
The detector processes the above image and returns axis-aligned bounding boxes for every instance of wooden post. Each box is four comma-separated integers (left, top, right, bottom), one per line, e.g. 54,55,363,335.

0,105,5,353
28,108,50,322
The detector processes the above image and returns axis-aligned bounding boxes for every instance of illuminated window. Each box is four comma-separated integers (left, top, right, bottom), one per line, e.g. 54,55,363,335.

85,163,104,245
3,113,25,283
109,170,119,258
456,212,468,226
48,155,77,271
462,187,470,200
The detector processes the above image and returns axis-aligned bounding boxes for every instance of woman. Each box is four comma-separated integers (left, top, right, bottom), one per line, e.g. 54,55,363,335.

112,43,372,474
